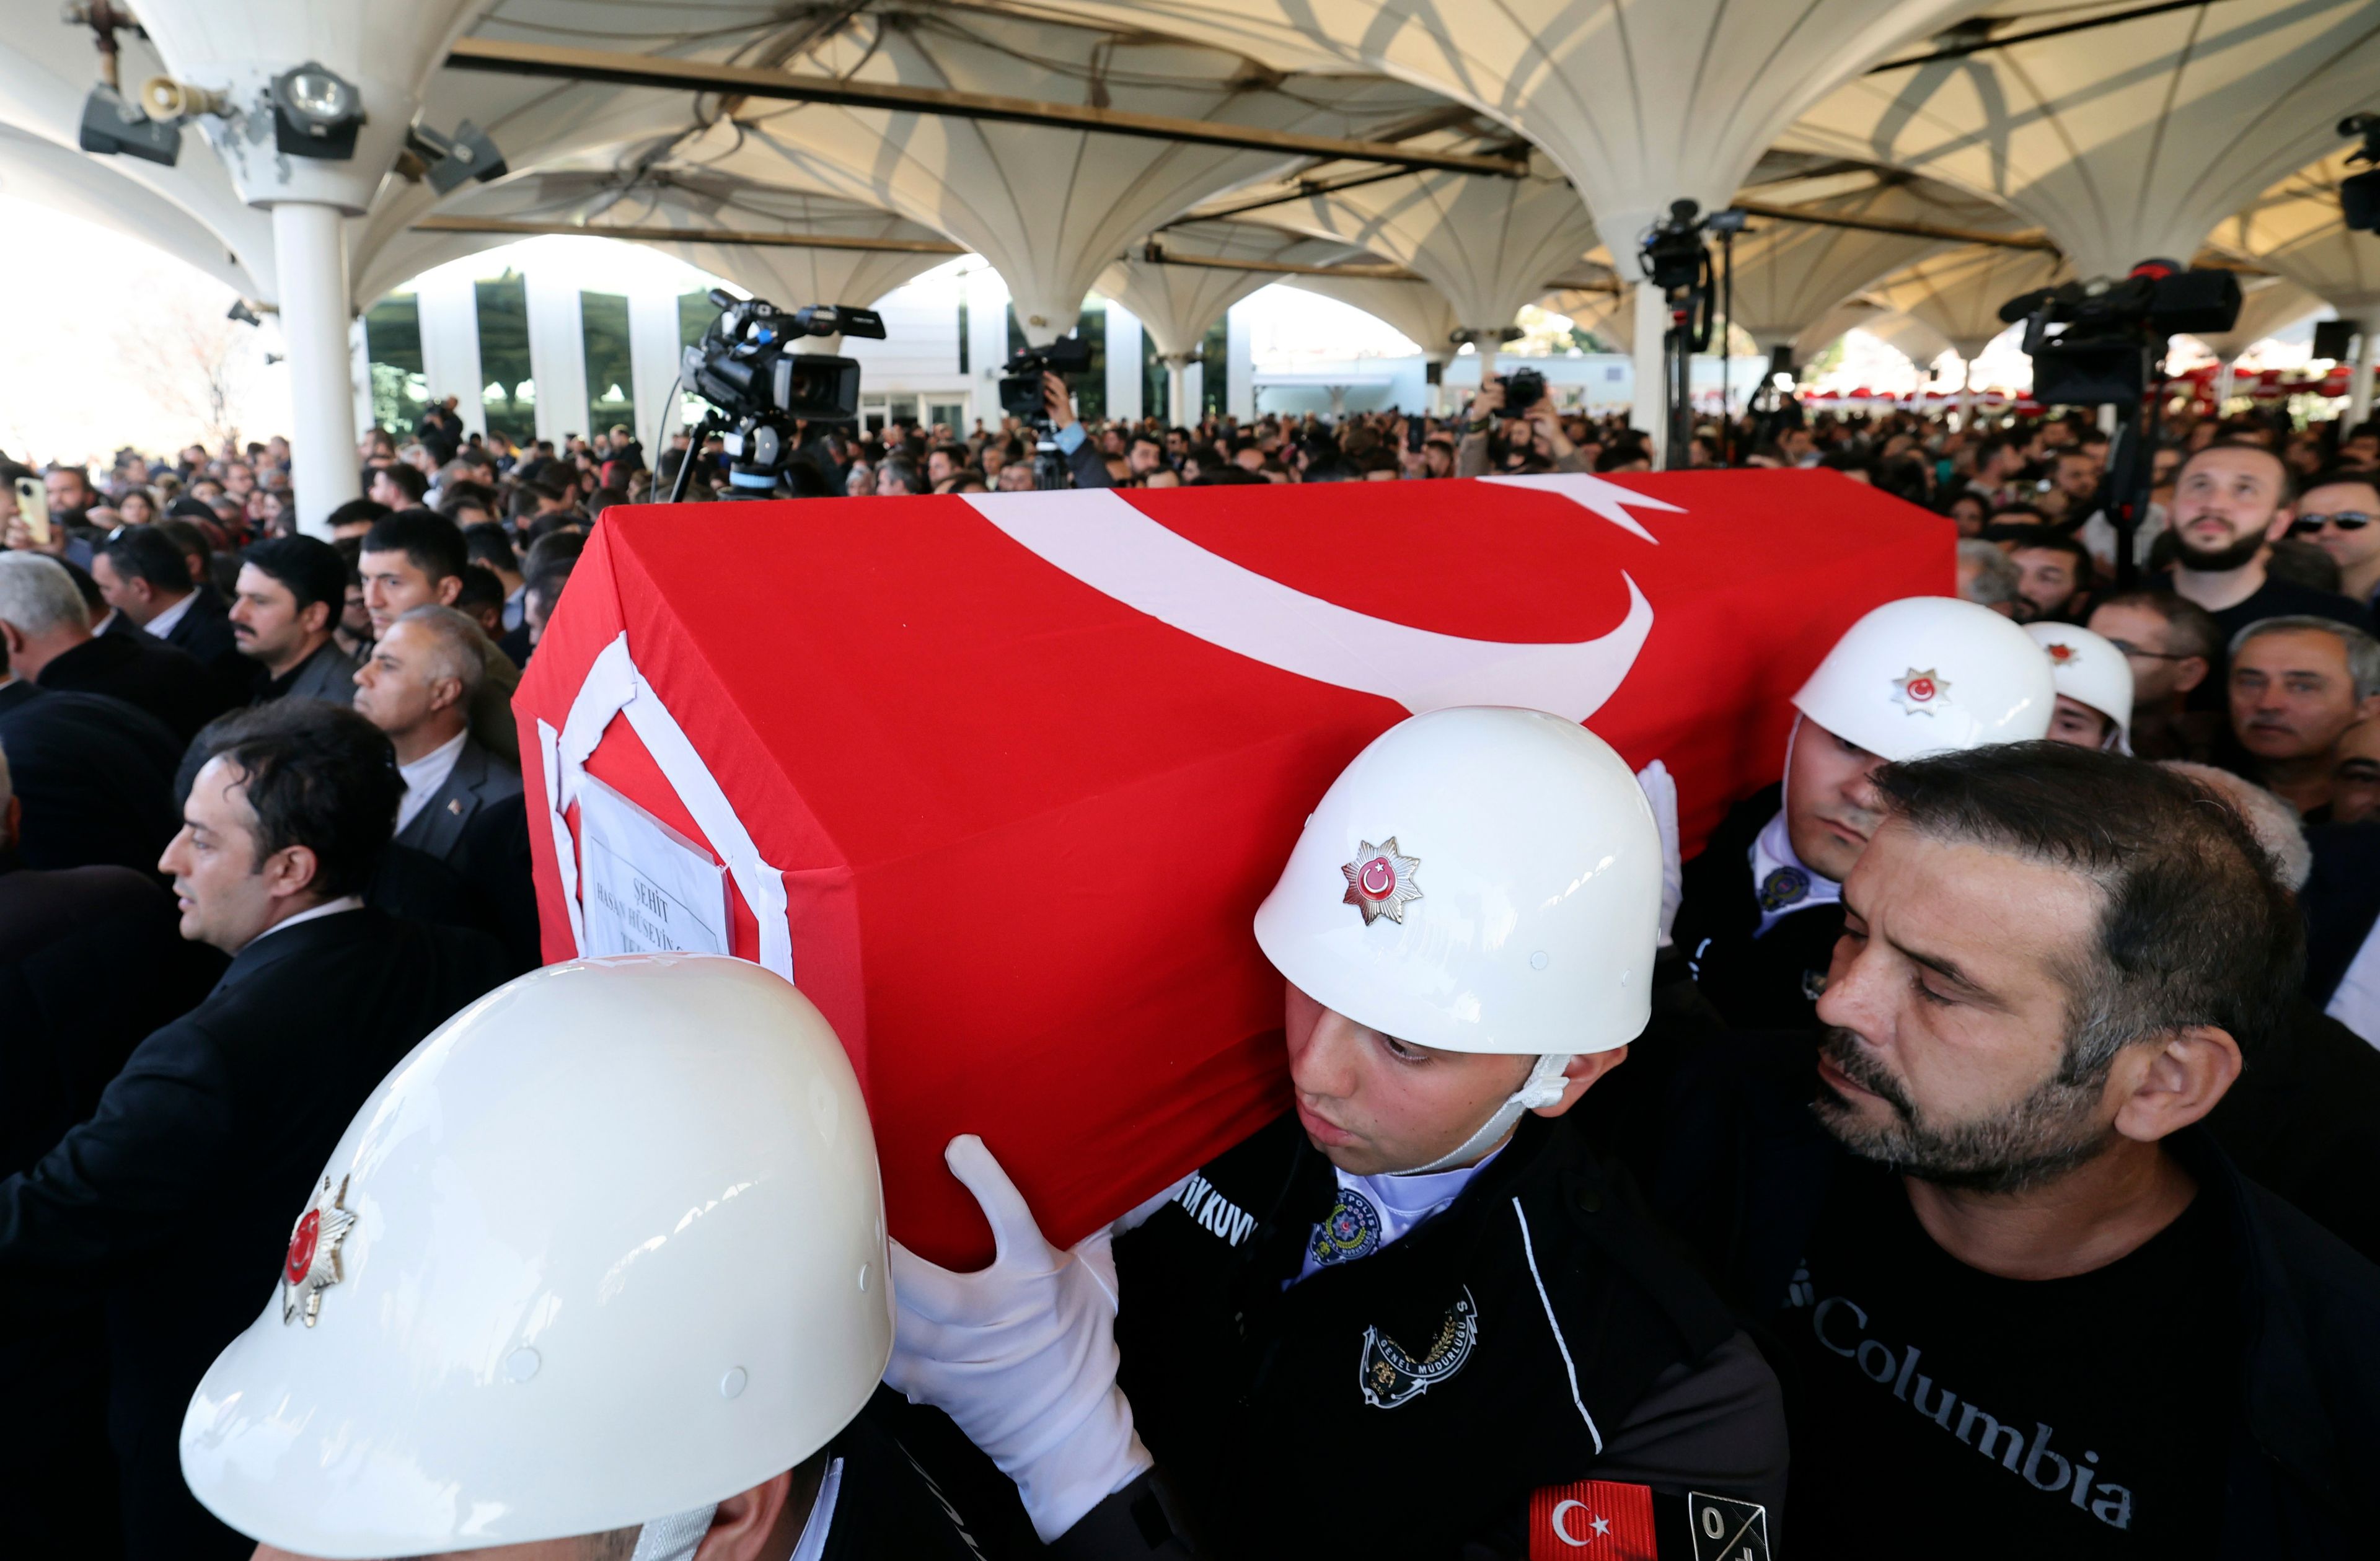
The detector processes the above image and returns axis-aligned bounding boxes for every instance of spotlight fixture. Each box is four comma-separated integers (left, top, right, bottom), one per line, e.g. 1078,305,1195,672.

269,61,364,160
227,300,263,327
77,81,180,164
405,120,508,195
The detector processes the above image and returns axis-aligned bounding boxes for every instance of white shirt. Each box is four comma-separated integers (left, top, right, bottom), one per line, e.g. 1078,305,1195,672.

243,895,365,948
503,583,526,631
1749,808,1843,938
1295,1146,1504,1283
786,1457,846,1561
395,729,469,835
90,608,118,636
2326,919,2380,1050
141,590,196,641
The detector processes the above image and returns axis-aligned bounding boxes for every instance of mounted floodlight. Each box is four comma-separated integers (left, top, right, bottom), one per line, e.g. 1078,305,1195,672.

77,82,180,164
227,300,263,327
407,120,508,195
270,61,364,160
2341,114,2380,234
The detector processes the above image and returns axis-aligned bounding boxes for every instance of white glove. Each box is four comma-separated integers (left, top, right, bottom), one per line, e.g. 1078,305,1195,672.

1636,759,1683,949
887,1135,1153,1542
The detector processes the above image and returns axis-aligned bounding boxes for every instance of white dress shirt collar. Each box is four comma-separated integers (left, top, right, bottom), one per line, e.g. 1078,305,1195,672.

142,590,197,640
395,729,470,835
243,895,366,949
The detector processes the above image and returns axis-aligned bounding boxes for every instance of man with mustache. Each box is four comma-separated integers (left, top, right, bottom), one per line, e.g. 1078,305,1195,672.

1673,596,2056,1030
1652,742,2376,1558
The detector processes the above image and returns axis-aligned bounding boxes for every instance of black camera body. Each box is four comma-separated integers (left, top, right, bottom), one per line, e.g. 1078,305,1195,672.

1497,367,1547,412
998,335,1097,420
681,289,885,426
1999,262,2241,406
671,289,887,501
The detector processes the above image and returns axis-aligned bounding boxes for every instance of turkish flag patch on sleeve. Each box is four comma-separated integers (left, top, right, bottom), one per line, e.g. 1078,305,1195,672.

1529,1479,1659,1560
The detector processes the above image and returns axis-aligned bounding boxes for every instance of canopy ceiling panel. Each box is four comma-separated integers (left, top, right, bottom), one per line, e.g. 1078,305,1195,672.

566,4,1448,343
1238,151,1597,339
1099,219,1374,356
1007,0,1994,276
1277,270,1463,356
2208,148,2380,314
1863,241,2069,361
1781,0,2380,280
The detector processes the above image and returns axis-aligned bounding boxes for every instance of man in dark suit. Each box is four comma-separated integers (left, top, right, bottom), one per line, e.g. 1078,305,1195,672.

0,641,180,876
0,552,218,741
0,744,219,1558
94,525,247,714
0,701,510,1561
352,604,524,870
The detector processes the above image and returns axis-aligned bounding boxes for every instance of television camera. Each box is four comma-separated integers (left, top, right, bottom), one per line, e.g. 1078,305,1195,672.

998,335,1097,490
668,288,886,502
1638,200,1748,467
1998,260,2241,587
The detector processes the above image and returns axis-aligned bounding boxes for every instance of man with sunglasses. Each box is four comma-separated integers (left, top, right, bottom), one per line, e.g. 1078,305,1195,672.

2291,470,2380,611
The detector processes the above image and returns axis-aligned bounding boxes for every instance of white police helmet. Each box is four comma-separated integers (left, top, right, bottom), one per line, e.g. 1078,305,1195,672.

1792,596,2056,762
2025,620,2135,752
179,955,891,1558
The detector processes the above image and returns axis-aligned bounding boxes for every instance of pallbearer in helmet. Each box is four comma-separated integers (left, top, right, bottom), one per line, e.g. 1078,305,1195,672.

891,707,1789,1559
178,956,1149,1561
1671,596,2058,1030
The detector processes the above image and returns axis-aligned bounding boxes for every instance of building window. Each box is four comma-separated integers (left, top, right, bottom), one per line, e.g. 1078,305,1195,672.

1142,322,1168,424
363,292,428,436
581,291,637,442
1200,315,1229,420
475,274,535,446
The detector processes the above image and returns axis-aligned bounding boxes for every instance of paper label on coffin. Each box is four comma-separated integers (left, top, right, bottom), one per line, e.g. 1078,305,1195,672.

577,773,731,956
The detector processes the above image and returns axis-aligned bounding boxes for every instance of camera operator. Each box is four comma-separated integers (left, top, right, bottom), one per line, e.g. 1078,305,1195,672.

1453,376,1586,479
1040,370,1115,490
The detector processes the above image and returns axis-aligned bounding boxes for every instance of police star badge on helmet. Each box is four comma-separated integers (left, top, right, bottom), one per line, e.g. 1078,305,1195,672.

2025,620,2135,753
1794,596,2056,762
1254,706,1662,1172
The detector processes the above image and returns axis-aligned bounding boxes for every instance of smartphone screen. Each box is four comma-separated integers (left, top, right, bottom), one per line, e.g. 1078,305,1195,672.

13,477,49,545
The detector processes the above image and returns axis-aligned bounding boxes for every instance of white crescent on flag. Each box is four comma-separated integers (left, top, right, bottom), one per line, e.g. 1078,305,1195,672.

965,485,1665,722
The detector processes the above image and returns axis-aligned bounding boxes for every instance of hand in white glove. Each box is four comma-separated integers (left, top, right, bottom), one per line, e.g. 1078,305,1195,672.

1636,759,1683,949
886,1135,1153,1543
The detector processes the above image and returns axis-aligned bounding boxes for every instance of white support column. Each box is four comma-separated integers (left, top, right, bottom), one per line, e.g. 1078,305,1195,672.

1104,302,1144,423
1631,281,1667,464
2216,359,2237,410
524,269,588,447
628,285,686,454
273,201,361,539
1181,360,1204,426
966,265,1010,429
1226,304,1255,423
1163,358,1191,428
415,267,486,438
348,317,374,451
2353,318,2378,429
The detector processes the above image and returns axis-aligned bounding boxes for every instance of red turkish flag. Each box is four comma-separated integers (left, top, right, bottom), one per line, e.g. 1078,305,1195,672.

515,472,1947,1265
1529,1479,1659,1560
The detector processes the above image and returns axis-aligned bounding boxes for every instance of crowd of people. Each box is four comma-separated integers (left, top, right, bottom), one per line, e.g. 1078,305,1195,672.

0,372,2376,1561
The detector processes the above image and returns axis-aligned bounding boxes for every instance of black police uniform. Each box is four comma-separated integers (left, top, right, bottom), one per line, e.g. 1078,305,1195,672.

1111,1110,1786,1559
1672,783,1845,1031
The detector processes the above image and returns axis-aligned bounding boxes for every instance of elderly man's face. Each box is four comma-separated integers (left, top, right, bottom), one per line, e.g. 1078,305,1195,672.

351,617,456,740
1812,819,2122,1190
2229,629,2375,762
